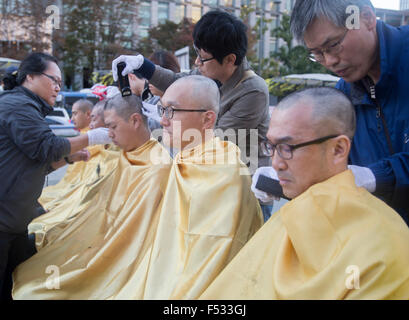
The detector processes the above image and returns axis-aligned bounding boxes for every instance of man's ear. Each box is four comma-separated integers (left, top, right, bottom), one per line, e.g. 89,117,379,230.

202,110,217,129
223,53,237,66
25,74,35,84
331,135,351,165
131,113,142,129
360,5,377,31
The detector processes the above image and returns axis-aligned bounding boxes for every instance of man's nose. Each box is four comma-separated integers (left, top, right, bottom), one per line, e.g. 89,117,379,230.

271,152,287,172
323,52,340,69
194,56,201,67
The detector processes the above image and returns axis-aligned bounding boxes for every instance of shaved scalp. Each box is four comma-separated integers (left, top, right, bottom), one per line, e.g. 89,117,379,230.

276,87,356,139
73,99,93,113
93,100,105,121
172,75,220,114
104,93,147,125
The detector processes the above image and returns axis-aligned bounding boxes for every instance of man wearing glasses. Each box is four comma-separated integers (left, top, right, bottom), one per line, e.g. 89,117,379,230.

200,87,409,300
112,10,271,172
287,0,409,225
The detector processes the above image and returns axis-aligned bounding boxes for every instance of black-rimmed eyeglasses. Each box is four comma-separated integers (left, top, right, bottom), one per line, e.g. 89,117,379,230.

193,44,215,65
40,72,62,88
260,135,339,160
157,103,208,120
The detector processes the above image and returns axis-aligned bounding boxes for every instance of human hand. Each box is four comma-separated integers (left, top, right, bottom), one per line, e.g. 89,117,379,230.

348,165,376,193
251,166,281,203
112,54,144,82
87,128,112,146
69,149,91,163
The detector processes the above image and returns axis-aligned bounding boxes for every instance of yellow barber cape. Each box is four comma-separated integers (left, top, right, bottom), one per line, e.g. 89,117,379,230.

136,137,263,300
13,138,172,299
30,147,120,250
200,170,409,300
39,143,112,212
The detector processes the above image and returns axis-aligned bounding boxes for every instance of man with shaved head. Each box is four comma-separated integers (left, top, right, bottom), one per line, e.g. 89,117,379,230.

104,94,151,152
37,98,117,216
200,87,409,300
71,99,93,131
134,75,263,300
13,94,172,299
289,0,409,225
89,101,106,130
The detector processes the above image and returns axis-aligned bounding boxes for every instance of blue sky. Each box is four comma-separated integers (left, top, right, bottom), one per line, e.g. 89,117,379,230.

371,0,400,10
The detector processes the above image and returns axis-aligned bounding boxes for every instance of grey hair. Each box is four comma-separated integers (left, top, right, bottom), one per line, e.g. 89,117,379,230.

172,75,220,114
276,87,356,140
104,93,147,125
290,0,375,43
73,99,94,113
92,100,106,121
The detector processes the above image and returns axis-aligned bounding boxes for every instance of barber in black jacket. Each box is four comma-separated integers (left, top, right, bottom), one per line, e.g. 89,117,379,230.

0,53,112,300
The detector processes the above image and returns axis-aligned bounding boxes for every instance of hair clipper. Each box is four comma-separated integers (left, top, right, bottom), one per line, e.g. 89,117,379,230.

255,175,291,201
117,62,132,97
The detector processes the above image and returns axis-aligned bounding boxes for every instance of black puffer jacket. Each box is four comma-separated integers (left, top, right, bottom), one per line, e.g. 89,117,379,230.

0,86,70,233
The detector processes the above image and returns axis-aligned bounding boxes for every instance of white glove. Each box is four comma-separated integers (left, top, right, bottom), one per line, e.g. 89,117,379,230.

348,165,376,193
142,102,162,122
106,86,120,99
87,128,112,146
251,166,281,203
112,55,144,82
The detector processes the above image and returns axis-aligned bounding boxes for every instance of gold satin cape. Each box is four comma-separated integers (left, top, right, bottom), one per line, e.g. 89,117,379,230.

12,138,172,299
136,137,264,300
39,127,92,208
38,143,117,212
200,170,409,300
31,145,120,249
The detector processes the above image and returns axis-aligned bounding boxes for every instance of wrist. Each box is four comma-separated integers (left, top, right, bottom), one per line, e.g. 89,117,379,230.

138,58,156,80
64,156,73,164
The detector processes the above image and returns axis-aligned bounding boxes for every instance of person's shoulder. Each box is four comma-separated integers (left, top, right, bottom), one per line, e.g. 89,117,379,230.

335,78,349,91
0,88,28,112
238,71,269,96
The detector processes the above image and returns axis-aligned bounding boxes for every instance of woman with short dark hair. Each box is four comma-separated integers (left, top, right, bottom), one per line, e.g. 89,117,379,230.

0,52,111,300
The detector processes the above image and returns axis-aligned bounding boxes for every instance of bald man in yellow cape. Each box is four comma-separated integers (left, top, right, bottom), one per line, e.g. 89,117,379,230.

200,88,409,300
38,100,116,213
31,102,120,249
29,146,120,250
124,75,263,300
12,95,172,299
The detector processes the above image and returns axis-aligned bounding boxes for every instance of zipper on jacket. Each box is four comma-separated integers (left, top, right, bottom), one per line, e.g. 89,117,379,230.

371,85,382,132
369,83,395,155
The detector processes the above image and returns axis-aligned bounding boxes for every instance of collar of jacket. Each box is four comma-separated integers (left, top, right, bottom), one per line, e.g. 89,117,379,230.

219,57,250,95
17,85,53,116
348,20,398,107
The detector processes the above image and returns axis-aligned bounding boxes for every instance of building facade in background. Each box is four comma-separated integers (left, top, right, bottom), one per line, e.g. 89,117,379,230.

401,0,409,10
375,7,409,26
136,0,295,61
